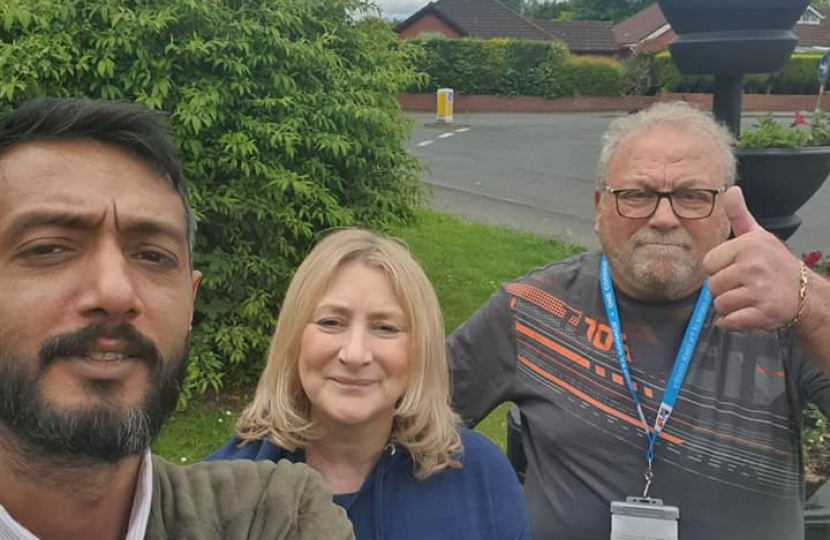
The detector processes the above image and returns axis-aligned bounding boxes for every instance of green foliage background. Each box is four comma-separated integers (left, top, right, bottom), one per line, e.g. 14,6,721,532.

526,0,654,22
629,52,827,96
410,37,624,97
0,0,425,395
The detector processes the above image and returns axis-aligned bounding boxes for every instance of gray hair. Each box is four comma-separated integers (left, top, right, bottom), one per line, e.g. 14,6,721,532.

596,101,737,188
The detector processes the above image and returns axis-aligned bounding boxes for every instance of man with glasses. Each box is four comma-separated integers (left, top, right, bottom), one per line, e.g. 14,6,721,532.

448,101,830,540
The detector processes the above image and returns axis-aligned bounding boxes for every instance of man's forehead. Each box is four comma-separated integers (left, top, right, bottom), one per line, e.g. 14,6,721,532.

611,126,725,176
0,139,186,235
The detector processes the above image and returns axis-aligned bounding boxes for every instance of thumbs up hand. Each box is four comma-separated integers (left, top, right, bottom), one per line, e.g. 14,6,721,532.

702,186,802,332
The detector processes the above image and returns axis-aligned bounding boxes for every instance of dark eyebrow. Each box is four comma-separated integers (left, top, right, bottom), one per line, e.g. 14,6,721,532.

7,211,97,236
7,210,187,248
122,219,188,249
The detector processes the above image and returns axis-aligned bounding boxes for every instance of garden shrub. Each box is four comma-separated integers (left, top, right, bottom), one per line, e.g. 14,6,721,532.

774,53,822,95
563,55,625,96
643,51,823,95
502,39,566,96
409,36,622,98
0,0,425,396
413,38,507,95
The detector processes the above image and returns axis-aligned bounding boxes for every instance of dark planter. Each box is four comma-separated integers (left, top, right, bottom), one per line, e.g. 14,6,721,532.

659,0,809,75
657,0,810,134
736,146,830,240
658,0,809,35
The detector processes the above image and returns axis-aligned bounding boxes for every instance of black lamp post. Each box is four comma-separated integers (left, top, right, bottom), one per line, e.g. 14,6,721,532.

656,0,830,241
658,0,809,137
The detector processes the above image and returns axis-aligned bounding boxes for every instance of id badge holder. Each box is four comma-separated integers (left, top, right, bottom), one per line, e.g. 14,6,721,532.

610,497,679,540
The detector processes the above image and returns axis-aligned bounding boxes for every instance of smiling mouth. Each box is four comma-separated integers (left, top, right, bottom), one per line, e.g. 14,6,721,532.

82,352,135,361
330,377,375,387
52,353,144,381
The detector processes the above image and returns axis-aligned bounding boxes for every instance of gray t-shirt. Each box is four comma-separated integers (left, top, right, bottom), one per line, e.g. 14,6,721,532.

448,252,830,540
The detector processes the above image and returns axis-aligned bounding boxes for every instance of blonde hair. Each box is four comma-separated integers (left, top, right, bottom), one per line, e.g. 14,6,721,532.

597,101,737,187
235,229,462,478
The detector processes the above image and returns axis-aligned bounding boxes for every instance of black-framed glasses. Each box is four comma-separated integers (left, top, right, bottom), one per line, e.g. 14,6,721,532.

602,186,727,220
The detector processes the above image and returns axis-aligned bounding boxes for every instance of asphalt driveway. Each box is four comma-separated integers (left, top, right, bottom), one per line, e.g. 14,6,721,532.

408,111,829,258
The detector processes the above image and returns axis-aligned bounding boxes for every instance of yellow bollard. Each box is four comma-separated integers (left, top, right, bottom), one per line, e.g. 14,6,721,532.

436,88,454,123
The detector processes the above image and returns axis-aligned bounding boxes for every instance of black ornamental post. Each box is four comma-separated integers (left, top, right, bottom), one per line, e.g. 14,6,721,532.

656,0,810,137
656,0,830,241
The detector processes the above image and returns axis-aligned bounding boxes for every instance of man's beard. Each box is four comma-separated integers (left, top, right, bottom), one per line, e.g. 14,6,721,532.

601,226,701,300
0,322,188,464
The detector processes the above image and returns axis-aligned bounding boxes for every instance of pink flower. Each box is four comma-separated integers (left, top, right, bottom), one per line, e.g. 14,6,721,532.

803,251,823,268
792,110,809,127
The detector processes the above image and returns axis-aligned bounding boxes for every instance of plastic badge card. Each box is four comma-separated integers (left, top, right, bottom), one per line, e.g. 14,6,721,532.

610,497,679,540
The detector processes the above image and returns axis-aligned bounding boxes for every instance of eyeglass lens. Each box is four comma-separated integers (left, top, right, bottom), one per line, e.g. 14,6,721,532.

616,190,716,219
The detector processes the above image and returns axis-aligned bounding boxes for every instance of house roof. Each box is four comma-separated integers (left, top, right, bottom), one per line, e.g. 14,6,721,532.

794,6,830,49
396,0,619,52
397,0,551,41
614,3,830,50
533,20,617,53
613,2,666,47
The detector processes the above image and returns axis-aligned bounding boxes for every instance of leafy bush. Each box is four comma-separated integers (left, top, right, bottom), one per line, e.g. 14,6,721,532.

503,39,562,96
0,0,425,396
409,36,623,97
411,37,509,95
650,53,713,93
773,54,822,95
622,53,658,95
739,116,811,148
641,51,824,95
560,55,625,96
739,111,830,148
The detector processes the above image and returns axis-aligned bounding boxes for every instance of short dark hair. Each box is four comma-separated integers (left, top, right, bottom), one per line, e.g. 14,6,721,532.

0,97,195,257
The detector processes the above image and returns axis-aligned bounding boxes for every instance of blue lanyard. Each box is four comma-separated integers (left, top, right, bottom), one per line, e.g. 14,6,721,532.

599,255,712,466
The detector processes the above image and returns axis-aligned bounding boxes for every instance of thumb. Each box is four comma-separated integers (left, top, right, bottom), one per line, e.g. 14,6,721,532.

723,186,761,237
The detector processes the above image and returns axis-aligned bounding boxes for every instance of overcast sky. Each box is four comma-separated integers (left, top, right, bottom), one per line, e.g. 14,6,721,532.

373,0,425,21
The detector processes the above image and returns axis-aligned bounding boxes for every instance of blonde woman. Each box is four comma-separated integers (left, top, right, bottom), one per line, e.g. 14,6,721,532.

207,229,529,540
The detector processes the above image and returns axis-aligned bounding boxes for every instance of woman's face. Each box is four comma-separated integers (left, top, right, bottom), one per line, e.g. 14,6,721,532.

298,261,410,433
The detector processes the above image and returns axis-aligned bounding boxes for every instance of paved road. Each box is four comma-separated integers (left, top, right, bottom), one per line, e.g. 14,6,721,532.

407,111,830,258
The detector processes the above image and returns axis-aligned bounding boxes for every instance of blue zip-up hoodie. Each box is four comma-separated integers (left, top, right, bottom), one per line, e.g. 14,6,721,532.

207,427,530,540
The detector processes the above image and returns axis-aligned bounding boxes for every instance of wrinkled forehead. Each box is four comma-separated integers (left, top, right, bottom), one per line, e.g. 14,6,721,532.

610,124,728,184
0,140,188,240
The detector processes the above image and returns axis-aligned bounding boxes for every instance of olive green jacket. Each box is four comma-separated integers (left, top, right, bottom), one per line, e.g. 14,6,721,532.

145,456,354,540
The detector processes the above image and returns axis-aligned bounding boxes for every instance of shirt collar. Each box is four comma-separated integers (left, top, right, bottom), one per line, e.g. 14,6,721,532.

0,450,154,540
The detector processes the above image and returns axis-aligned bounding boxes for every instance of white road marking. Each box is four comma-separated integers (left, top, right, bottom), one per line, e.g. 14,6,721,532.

438,132,454,139
416,140,434,147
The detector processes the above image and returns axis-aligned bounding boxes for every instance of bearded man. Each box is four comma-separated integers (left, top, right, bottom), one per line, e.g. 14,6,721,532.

448,101,830,540
0,97,354,540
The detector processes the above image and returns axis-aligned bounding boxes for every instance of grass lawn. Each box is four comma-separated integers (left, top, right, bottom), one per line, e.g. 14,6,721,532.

153,209,584,463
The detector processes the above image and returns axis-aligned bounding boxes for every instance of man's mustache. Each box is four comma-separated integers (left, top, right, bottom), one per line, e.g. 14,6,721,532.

630,229,692,249
38,322,162,368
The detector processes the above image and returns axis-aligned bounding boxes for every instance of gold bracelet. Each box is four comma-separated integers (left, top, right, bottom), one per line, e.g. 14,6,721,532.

782,260,809,330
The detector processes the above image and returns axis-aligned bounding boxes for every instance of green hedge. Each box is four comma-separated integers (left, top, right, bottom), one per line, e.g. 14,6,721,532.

409,37,624,97
643,52,823,95
0,0,424,397
538,55,625,97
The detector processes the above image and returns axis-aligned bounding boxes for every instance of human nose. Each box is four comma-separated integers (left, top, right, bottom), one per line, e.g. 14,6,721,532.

76,242,143,321
648,196,681,230
339,327,372,366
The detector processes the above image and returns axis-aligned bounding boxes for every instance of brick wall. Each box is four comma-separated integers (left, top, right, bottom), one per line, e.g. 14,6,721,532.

398,92,830,113
397,15,461,38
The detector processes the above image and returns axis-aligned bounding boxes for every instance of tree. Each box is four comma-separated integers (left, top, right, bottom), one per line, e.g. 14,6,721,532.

526,1,576,20
528,0,654,21
573,0,653,21
0,0,425,396
500,0,524,13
